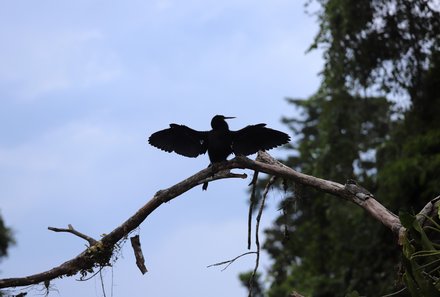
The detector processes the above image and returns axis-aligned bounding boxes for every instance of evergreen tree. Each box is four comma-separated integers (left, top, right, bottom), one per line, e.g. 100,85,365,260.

0,213,14,261
242,0,440,296
377,52,440,213
0,212,14,296
262,92,396,297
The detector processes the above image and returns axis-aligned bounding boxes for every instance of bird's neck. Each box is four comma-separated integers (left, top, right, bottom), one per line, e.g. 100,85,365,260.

212,122,229,131
213,125,229,131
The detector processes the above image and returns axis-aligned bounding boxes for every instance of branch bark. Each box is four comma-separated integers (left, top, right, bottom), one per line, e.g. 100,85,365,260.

0,151,404,290
130,235,148,274
47,224,97,246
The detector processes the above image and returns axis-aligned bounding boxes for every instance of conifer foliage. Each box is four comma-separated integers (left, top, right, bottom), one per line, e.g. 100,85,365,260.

243,1,440,296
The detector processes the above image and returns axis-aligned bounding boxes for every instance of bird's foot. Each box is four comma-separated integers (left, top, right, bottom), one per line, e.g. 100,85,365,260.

201,161,243,191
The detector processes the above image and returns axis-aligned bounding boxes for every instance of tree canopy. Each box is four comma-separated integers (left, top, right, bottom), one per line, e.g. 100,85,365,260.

244,0,440,296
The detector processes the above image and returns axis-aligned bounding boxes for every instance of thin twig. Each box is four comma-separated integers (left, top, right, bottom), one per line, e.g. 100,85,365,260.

380,286,407,297
248,176,277,297
48,224,97,246
248,171,259,250
76,267,104,282
207,251,257,271
99,269,106,297
111,265,114,297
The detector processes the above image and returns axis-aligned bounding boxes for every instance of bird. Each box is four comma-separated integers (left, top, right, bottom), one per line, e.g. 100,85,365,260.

148,115,290,189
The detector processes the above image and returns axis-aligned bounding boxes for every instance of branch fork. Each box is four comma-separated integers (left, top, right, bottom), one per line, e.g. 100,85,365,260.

48,224,97,246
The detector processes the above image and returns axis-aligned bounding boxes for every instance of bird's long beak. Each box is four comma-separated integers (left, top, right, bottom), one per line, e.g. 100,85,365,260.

224,116,235,119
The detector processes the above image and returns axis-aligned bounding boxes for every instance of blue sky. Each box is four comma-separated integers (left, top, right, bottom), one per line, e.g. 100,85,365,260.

0,1,322,296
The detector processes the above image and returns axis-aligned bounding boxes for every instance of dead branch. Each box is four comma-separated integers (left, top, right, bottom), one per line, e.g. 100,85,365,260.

47,224,97,246
0,151,406,290
130,235,148,274
207,251,257,271
250,151,403,234
416,195,440,226
248,176,277,297
247,171,259,250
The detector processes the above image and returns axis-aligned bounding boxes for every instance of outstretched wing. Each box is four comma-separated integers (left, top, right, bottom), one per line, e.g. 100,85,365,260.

148,124,208,158
231,124,290,156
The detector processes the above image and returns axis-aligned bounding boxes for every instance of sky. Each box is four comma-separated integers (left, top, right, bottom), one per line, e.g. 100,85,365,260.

0,1,322,296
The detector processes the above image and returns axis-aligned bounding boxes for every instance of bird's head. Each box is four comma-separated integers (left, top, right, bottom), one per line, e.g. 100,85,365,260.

211,115,235,130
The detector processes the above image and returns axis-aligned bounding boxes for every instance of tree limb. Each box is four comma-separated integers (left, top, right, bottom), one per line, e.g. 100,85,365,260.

251,151,403,234
0,151,405,290
47,224,97,246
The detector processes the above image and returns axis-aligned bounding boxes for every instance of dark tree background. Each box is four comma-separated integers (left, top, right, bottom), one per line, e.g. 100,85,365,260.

241,0,440,296
0,212,14,297
1,211,15,297
0,214,13,262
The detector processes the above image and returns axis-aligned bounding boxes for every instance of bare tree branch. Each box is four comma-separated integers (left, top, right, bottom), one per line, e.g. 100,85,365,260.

247,171,259,250
47,224,97,246
0,151,406,290
416,195,440,226
252,151,403,234
248,176,277,297
207,251,257,271
130,235,148,274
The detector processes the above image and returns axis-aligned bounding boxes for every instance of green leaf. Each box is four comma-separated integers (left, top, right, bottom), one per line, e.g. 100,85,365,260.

404,272,421,297
400,212,416,229
412,219,436,251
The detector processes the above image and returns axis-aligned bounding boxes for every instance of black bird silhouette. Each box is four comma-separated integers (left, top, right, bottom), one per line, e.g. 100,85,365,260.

148,115,290,190
148,115,290,164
